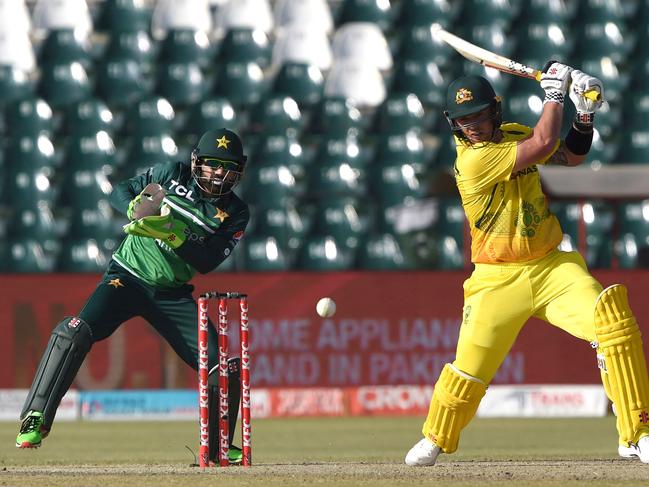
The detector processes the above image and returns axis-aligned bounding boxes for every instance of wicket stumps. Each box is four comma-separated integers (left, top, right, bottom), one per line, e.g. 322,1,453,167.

198,292,251,468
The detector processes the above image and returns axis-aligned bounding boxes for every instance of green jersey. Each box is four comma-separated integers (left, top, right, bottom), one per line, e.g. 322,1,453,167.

109,161,249,288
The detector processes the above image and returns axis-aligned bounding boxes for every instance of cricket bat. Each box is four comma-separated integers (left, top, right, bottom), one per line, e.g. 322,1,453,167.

433,27,602,102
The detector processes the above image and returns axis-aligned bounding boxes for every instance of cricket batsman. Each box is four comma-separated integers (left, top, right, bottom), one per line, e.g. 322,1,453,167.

16,128,249,464
405,61,649,465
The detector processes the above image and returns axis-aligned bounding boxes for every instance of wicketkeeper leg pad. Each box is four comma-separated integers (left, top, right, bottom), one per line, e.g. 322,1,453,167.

422,363,487,454
20,317,93,431
594,284,649,444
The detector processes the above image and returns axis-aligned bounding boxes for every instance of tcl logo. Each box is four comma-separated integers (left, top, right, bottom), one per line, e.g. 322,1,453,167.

168,180,196,201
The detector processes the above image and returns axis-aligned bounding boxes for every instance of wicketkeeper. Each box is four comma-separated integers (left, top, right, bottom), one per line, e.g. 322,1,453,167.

405,61,649,465
16,128,249,464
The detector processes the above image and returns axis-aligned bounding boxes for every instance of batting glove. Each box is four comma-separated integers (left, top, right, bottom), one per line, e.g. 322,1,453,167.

540,60,573,106
569,69,604,127
123,205,188,249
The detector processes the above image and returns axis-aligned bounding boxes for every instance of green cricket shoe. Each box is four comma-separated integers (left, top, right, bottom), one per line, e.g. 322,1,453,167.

16,411,47,449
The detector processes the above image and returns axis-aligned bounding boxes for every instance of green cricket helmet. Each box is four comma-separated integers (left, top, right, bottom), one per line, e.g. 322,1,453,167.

191,128,247,197
444,75,502,139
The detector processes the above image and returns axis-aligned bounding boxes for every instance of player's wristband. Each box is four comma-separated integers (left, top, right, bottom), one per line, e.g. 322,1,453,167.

565,123,593,155
543,90,564,106
574,111,595,132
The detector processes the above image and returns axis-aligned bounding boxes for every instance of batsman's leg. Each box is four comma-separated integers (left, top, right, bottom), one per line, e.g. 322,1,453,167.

208,358,242,464
16,317,93,448
406,363,487,465
594,284,649,462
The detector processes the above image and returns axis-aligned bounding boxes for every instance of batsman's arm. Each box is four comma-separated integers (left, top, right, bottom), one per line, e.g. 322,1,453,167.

173,207,249,273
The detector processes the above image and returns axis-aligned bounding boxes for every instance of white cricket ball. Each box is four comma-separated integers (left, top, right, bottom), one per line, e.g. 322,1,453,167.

316,297,336,318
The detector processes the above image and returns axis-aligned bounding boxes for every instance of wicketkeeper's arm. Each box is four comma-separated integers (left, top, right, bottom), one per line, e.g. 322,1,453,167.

110,168,154,216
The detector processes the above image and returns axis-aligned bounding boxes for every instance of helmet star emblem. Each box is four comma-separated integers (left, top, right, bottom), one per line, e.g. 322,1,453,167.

214,208,229,222
216,136,230,149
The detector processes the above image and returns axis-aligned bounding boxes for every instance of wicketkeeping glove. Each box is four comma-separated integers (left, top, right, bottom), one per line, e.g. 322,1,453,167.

127,183,166,221
123,204,188,249
569,69,604,126
540,60,573,105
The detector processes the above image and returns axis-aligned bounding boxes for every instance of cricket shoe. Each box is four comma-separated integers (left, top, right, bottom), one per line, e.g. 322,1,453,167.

405,438,442,466
16,411,48,449
618,436,649,463
209,445,243,466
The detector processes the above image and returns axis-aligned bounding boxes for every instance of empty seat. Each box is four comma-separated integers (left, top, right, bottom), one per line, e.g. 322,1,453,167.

516,0,573,24
310,197,367,250
5,98,54,137
123,96,176,137
102,31,156,67
0,65,33,107
273,0,333,34
370,160,425,208
4,164,56,210
0,239,55,273
63,132,116,174
572,21,631,66
456,24,514,59
251,134,307,186
389,60,446,108
249,203,306,254
577,57,628,103
324,61,386,108
10,204,57,242
374,93,425,135
331,22,392,71
615,131,649,164
248,95,302,137
97,0,152,33
336,0,393,30
397,0,459,29
214,61,266,109
217,28,272,68
57,238,108,272
151,0,212,39
159,29,212,67
0,0,31,37
308,157,367,198
296,235,353,271
357,232,412,270
95,59,149,109
512,23,572,65
272,62,324,109
271,26,332,71
32,0,93,39
38,29,91,68
437,197,466,246
309,96,364,137
214,0,274,35
179,97,239,139
61,170,113,210
617,200,649,268
156,62,207,108
63,98,115,136
238,159,298,206
4,134,57,169
435,234,465,269
124,135,178,175
0,28,35,72
241,235,290,271
398,25,453,68
38,61,91,110
457,0,517,29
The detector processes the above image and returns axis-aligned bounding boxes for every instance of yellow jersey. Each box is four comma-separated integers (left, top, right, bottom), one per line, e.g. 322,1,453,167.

454,123,563,264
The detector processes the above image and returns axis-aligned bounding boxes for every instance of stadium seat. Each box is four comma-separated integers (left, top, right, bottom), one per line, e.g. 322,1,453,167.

457,0,517,29
0,28,35,72
0,65,33,108
63,132,117,175
577,57,628,104
617,200,649,268
61,170,113,211
155,62,207,108
309,97,364,138
460,61,510,96
357,232,412,270
4,163,56,210
249,203,306,255
397,0,459,29
331,22,393,71
516,0,573,24
0,0,31,37
4,98,54,138
397,25,453,68
10,205,57,242
4,134,57,170
151,0,212,39
250,134,307,188
390,60,446,108
241,235,290,271
615,131,649,165
66,200,119,241
158,29,212,67
102,31,156,68
503,79,543,129
370,159,425,209
63,98,115,136
437,197,466,247
57,237,109,272
213,0,274,35
324,61,386,108
310,197,367,250
32,0,93,39
123,96,176,137
308,156,367,199
178,97,239,140
512,23,572,66
435,234,465,269
38,29,92,69
272,62,324,109
273,0,333,34
296,235,353,271
0,239,55,273
575,0,626,24
217,28,272,69
248,95,302,137
314,134,365,167
214,61,266,109
38,61,91,110
238,158,299,206
96,0,152,34
95,59,150,109
374,93,426,135
336,0,393,30
456,24,514,59
271,26,333,71
432,132,459,168
572,21,631,66
124,135,178,175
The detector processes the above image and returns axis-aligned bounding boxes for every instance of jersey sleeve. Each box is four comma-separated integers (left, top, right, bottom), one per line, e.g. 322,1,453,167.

109,162,178,216
173,202,250,274
456,140,518,195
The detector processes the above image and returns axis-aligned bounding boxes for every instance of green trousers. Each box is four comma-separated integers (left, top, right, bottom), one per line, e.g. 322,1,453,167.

79,260,220,370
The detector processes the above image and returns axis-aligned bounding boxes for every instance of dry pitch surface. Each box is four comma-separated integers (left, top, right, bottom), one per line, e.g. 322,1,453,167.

2,417,649,486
